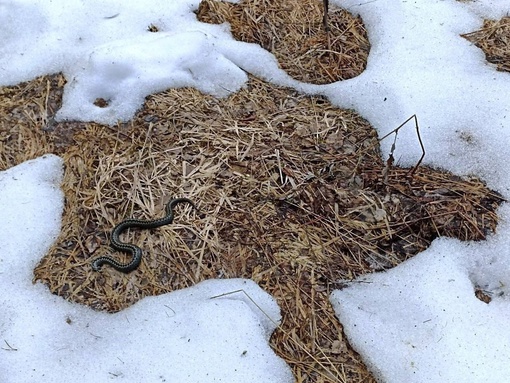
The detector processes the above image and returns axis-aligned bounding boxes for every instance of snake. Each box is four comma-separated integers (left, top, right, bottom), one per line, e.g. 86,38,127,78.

91,197,196,273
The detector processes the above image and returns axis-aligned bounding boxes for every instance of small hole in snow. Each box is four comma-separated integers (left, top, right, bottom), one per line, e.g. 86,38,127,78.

474,287,492,304
147,24,159,32
93,98,110,108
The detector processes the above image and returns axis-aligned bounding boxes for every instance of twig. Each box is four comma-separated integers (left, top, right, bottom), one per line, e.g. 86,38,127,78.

2,340,17,351
378,114,425,178
322,0,329,32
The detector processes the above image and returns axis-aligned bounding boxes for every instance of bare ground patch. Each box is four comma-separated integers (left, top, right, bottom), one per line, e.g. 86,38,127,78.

463,16,510,73
1,1,509,382
195,0,369,83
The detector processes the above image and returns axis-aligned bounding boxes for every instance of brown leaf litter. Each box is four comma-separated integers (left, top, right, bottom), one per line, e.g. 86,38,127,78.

462,16,510,73
0,1,508,382
195,0,369,83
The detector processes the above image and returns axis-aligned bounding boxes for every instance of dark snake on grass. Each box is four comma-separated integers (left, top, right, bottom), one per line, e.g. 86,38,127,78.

91,197,195,273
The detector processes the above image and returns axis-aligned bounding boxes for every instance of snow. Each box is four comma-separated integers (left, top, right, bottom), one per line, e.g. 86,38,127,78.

320,0,510,195
326,0,510,381
0,0,294,125
0,156,292,383
331,233,510,382
1,0,510,382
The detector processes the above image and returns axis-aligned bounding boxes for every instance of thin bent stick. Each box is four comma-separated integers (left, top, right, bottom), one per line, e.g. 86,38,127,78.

408,115,425,177
378,114,425,178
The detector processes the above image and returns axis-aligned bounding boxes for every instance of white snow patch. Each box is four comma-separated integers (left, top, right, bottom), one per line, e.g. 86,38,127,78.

0,156,293,383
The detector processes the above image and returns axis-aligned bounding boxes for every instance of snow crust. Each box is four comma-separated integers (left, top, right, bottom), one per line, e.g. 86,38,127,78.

2,0,510,381
0,0,295,125
0,156,292,383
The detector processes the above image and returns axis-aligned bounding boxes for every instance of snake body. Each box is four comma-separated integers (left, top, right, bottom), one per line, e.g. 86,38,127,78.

91,197,195,273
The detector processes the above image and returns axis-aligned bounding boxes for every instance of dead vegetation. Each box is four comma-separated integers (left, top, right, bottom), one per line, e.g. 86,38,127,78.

0,1,509,382
196,0,369,83
462,16,510,72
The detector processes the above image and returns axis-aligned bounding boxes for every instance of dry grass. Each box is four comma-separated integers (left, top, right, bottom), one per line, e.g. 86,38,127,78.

196,0,369,83
0,1,509,382
462,16,510,72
